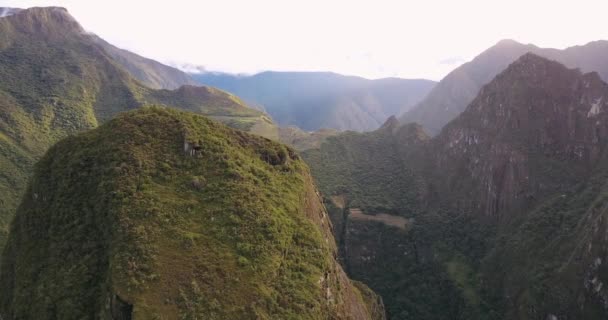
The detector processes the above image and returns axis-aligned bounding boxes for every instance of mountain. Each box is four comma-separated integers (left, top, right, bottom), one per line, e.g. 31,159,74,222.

192,71,436,131
303,54,608,319
0,6,277,253
90,35,199,90
400,39,608,135
0,107,385,319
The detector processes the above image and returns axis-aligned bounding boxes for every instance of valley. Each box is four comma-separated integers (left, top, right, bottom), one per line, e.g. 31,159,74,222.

304,53,608,319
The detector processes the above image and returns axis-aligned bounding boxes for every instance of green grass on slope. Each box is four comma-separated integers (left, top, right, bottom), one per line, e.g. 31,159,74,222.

0,107,373,320
0,8,278,259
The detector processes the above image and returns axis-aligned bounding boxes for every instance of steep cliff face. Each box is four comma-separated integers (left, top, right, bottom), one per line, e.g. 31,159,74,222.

303,119,446,319
400,39,608,135
0,107,384,320
304,54,608,319
432,53,608,220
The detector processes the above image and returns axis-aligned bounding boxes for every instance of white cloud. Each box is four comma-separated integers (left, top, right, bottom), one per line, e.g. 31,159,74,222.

2,0,608,80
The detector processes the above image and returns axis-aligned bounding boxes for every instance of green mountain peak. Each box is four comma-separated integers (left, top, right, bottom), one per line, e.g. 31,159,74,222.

0,107,384,319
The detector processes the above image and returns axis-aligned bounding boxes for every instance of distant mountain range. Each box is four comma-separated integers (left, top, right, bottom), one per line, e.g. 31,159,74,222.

192,71,436,131
400,39,608,135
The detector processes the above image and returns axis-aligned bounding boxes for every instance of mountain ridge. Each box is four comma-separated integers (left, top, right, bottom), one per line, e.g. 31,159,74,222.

0,6,200,91
193,70,436,131
0,6,277,253
89,34,199,90
400,39,608,135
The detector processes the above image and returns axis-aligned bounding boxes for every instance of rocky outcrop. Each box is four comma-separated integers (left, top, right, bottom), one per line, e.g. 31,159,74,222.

432,53,608,220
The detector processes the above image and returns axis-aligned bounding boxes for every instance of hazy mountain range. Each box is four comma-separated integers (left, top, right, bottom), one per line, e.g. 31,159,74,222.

192,71,436,131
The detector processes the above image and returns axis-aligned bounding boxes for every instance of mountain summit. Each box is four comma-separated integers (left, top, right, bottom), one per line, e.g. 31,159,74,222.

0,107,385,319
433,52,608,219
400,39,608,135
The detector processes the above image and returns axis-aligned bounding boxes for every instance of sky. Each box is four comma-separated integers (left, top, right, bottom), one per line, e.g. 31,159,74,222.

1,0,608,80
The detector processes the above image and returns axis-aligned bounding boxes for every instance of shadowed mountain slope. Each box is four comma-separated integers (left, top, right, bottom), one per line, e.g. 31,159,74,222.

304,54,608,319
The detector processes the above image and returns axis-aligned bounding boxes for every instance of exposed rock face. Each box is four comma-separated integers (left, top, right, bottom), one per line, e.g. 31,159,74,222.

0,108,384,319
400,39,608,135
432,53,608,220
304,54,608,319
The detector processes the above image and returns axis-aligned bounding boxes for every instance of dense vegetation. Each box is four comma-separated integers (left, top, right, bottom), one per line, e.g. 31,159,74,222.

303,118,428,212
0,107,383,319
304,55,608,319
0,7,277,254
303,120,496,319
